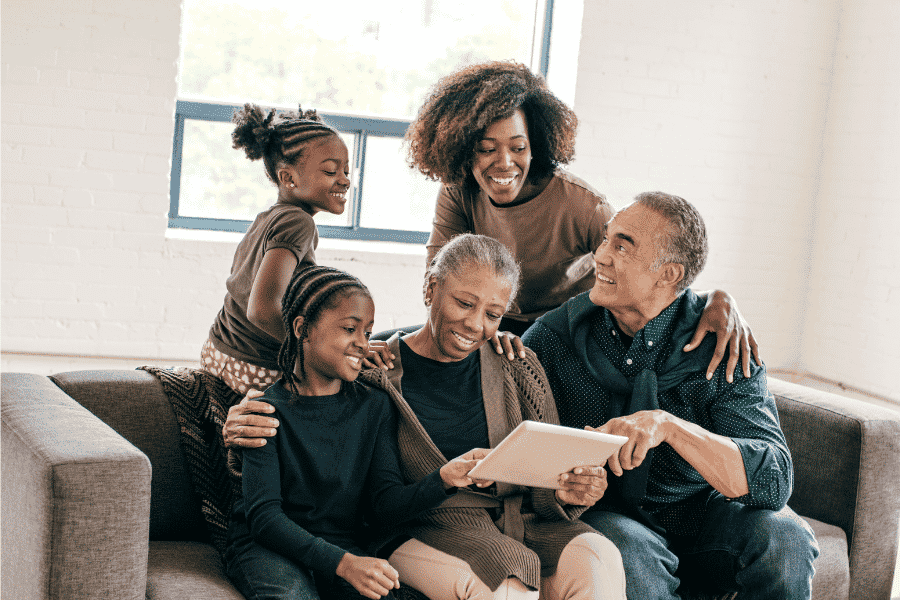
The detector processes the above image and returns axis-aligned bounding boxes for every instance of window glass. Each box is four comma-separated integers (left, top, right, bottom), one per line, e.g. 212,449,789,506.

179,0,538,117
359,136,441,232
173,0,555,238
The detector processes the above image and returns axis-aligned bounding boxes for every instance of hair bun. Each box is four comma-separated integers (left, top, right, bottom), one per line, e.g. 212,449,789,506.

231,103,276,160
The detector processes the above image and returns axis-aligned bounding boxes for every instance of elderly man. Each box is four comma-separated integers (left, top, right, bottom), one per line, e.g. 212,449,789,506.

523,192,818,599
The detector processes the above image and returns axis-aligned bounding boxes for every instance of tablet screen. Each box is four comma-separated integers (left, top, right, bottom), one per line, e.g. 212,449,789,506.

467,421,627,489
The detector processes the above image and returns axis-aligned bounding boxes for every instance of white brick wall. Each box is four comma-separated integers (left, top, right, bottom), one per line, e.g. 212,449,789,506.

571,0,899,401
0,0,427,372
798,0,900,401
1,0,898,404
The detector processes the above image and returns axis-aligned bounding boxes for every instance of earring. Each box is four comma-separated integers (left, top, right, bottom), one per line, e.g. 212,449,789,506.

289,183,295,188
424,298,432,307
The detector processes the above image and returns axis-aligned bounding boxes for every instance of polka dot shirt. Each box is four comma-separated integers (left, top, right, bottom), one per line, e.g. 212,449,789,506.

524,292,793,539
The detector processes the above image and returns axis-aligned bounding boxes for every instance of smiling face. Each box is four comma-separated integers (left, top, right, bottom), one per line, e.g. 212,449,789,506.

282,134,351,215
589,203,679,335
294,290,374,395
471,108,533,205
418,264,512,362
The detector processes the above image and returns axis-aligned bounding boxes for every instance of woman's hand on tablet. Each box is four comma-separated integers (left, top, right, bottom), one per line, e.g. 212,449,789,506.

555,465,608,506
440,448,493,489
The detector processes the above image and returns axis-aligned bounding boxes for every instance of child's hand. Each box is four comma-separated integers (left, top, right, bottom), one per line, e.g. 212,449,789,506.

335,553,399,599
440,448,493,489
363,340,395,370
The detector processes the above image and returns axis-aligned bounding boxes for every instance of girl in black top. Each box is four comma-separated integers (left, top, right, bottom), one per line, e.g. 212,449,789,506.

225,265,490,600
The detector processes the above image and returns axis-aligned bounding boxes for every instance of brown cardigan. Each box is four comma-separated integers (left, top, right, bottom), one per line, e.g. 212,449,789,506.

359,334,594,591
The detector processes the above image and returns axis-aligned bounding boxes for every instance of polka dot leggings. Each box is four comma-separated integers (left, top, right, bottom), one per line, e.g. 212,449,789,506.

200,338,280,395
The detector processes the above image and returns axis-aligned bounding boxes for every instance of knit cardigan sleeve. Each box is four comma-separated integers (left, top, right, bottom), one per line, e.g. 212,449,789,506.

506,349,590,522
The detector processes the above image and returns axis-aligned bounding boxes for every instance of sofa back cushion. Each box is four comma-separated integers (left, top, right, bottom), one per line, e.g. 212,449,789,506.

771,378,861,547
51,370,207,542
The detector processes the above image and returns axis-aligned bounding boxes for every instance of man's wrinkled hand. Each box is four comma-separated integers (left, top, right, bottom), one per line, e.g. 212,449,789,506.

590,410,670,477
223,390,279,448
555,465,607,506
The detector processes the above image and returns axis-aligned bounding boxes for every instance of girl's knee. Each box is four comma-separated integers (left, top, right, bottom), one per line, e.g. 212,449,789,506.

565,533,624,571
494,577,538,600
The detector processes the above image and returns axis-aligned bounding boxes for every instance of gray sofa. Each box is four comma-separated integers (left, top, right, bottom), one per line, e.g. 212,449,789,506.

2,369,899,600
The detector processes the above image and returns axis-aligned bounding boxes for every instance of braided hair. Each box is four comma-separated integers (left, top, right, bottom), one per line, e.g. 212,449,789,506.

277,264,372,396
232,103,341,184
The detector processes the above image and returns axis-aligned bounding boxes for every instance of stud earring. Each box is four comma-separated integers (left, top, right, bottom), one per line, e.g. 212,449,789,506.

289,183,295,188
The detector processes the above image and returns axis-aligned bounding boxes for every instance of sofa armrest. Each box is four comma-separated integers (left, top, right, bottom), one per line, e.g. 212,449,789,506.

770,377,900,600
1,373,152,600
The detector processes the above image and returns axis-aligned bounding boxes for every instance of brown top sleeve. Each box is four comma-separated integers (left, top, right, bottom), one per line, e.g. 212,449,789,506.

264,205,318,265
426,184,472,268
589,194,614,249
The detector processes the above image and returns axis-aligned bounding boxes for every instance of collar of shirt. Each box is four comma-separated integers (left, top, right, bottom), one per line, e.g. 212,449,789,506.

592,294,684,376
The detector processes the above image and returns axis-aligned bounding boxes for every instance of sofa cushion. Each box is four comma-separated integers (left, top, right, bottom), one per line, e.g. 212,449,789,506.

805,516,851,600
147,541,245,599
774,383,861,547
2,372,152,600
51,370,207,542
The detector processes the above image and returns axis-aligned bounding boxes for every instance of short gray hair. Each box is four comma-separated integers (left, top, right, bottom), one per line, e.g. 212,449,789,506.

427,234,521,307
634,191,708,292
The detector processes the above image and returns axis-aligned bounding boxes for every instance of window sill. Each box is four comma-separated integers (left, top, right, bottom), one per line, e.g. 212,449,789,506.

164,227,427,262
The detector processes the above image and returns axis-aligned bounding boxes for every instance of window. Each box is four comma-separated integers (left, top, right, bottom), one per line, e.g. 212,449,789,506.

170,0,559,242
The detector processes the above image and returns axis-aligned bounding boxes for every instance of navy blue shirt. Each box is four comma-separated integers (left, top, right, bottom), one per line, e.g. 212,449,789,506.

524,291,793,538
232,379,450,575
399,339,490,459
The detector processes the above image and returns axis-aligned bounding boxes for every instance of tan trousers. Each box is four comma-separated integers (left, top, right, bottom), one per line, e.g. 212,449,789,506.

388,533,626,600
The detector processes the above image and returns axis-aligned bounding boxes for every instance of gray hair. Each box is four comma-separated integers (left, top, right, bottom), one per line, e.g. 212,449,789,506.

427,234,521,308
634,191,708,292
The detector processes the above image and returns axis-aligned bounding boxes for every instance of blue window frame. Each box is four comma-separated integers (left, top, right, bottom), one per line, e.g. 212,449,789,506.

169,0,556,244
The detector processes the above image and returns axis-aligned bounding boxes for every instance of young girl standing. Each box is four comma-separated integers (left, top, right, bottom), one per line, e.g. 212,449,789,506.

225,265,488,600
202,103,352,394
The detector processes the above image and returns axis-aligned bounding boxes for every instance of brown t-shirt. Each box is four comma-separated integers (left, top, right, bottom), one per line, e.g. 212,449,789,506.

427,169,612,322
209,204,317,369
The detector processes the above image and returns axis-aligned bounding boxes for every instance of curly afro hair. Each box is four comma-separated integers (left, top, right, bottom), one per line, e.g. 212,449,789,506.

405,61,578,189
231,103,340,185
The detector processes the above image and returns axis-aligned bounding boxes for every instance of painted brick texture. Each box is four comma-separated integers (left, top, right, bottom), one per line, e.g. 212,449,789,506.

2,0,898,402
570,0,898,400
798,0,900,400
0,0,427,365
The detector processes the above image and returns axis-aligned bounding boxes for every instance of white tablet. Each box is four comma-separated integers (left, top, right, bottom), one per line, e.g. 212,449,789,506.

467,421,628,490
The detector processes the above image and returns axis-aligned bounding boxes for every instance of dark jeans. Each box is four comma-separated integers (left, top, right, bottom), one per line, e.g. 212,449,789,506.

581,496,819,600
225,521,397,600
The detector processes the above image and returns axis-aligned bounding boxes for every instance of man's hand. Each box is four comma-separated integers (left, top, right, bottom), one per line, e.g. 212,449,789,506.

591,410,671,477
335,554,399,599
490,331,527,361
362,340,395,370
223,389,279,448
555,465,607,506
684,290,761,383
439,448,492,489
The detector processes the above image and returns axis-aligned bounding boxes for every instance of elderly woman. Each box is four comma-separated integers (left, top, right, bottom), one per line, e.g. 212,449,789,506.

407,61,759,380
227,234,626,600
